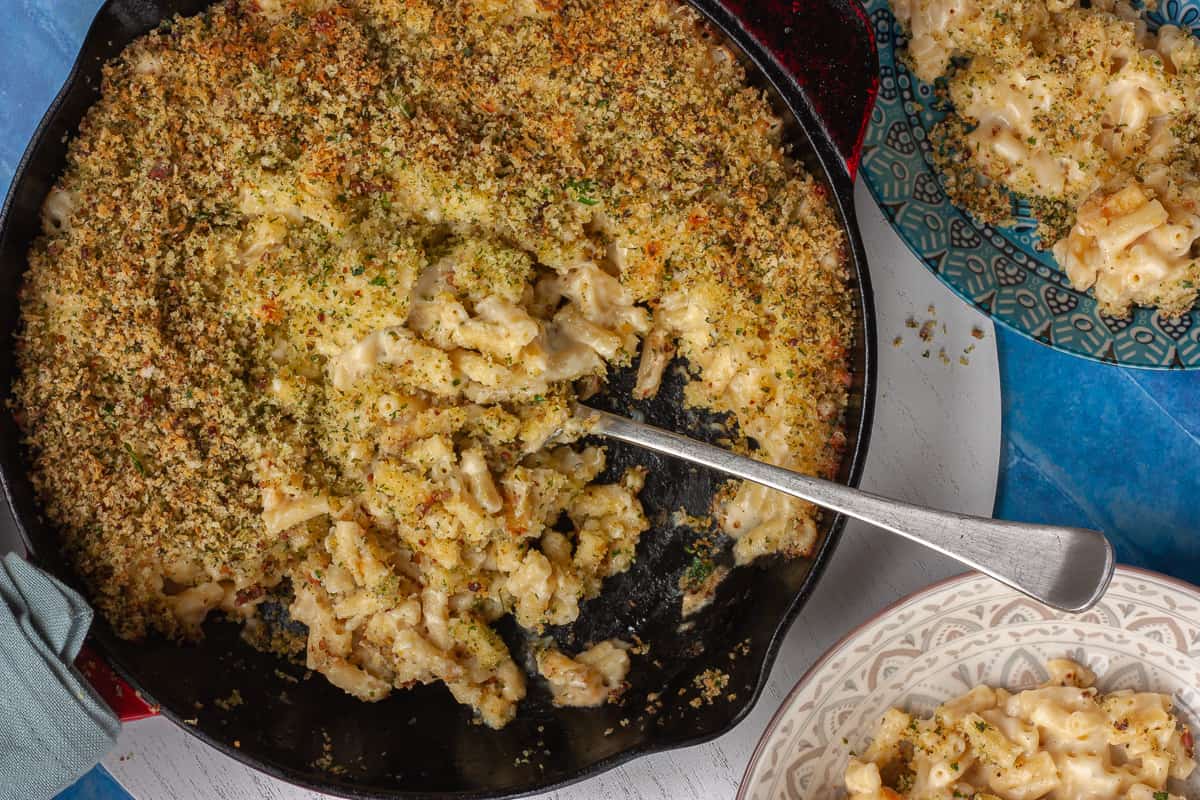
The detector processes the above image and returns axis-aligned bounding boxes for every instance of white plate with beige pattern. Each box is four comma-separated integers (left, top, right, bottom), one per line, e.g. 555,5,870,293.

738,567,1200,800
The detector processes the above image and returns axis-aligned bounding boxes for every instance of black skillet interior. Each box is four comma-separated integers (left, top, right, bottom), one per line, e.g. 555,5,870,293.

0,1,877,797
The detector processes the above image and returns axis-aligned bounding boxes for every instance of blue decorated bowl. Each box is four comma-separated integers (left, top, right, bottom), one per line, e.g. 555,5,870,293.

859,0,1200,368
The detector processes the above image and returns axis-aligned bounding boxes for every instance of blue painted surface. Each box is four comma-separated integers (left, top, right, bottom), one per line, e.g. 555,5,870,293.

54,765,128,800
993,330,1200,580
0,2,1196,799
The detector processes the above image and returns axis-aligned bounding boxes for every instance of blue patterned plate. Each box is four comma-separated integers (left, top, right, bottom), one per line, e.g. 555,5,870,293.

859,0,1200,368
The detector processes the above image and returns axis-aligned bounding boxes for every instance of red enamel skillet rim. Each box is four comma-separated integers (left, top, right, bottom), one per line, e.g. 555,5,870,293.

0,1,879,796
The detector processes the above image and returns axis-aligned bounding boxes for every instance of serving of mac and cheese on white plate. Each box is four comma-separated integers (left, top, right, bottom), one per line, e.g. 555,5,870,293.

738,568,1200,800
845,659,1195,800
13,0,856,729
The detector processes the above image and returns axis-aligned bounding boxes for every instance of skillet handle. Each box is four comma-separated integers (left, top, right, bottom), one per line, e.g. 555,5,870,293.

76,644,159,722
697,0,879,185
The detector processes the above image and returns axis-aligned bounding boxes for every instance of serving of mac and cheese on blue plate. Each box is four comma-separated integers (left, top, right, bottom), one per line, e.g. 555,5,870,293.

860,0,1200,367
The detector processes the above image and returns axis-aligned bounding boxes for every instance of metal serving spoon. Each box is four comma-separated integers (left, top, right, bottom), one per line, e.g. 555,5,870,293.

577,406,1114,613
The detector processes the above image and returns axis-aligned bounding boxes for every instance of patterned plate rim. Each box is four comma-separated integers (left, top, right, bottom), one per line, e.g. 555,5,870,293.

736,565,1200,798
858,0,1200,370
854,176,1189,371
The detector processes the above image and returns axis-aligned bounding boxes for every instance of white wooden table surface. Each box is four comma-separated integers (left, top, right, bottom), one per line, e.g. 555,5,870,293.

4,182,1003,799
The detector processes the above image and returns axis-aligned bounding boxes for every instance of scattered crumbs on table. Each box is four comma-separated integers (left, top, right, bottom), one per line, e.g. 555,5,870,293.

274,669,299,684
897,308,985,368
603,727,614,736
184,718,198,726
620,717,631,727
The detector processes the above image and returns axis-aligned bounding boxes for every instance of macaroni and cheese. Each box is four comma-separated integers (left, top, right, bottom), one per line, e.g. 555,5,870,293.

845,659,1197,800
893,0,1200,317
14,0,852,727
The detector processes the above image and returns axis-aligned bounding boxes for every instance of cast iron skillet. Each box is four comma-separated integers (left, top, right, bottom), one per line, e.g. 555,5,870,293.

0,1,878,797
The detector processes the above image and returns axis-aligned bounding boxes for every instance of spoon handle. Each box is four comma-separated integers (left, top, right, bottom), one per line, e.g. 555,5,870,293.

584,407,1114,612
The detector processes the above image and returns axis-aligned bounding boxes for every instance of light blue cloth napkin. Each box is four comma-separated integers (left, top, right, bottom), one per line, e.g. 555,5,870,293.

0,553,120,800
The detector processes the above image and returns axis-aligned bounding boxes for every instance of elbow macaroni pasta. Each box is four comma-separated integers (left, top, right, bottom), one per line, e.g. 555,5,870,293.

537,639,631,707
845,659,1197,800
891,0,1200,317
